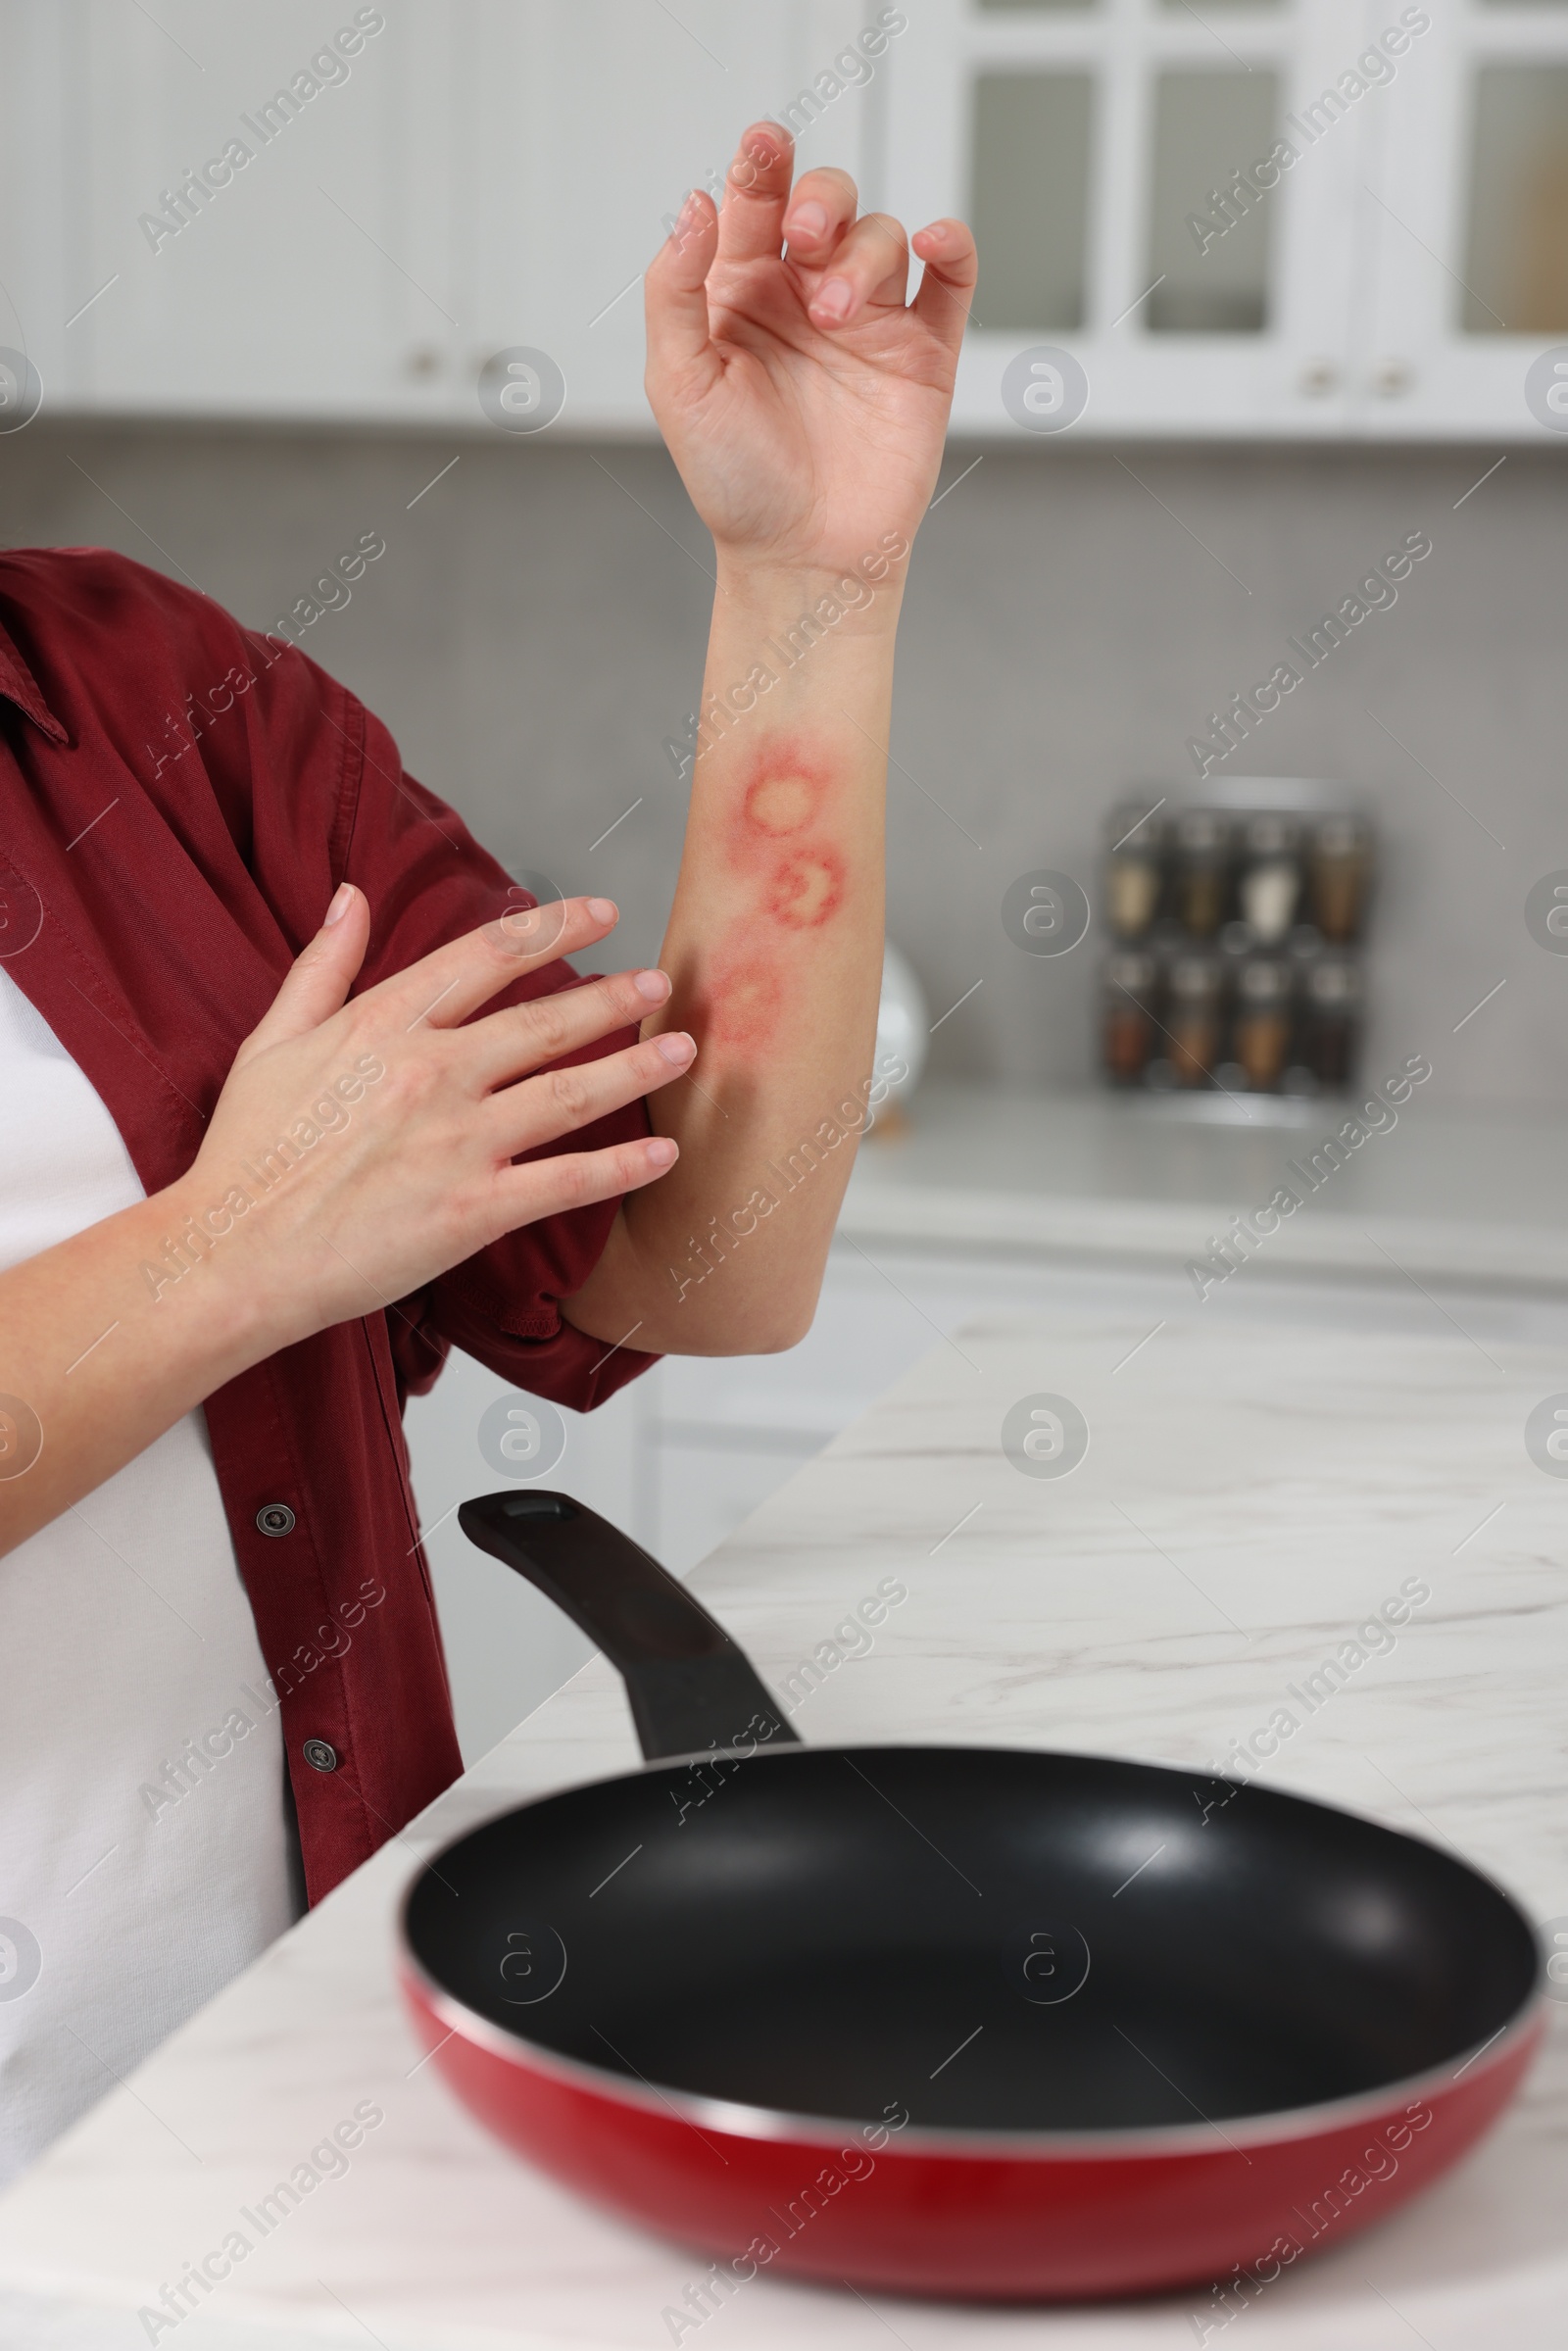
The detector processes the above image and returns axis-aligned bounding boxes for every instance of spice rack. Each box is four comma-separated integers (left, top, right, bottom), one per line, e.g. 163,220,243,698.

1099,782,1374,1097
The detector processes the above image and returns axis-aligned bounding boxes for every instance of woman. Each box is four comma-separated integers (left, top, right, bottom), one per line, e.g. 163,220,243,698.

0,124,974,2180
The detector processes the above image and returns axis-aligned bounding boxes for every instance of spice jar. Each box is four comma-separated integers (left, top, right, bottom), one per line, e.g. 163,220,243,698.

1167,952,1224,1086
1301,955,1362,1088
1172,809,1232,938
1104,804,1166,940
1238,813,1303,946
1102,951,1159,1085
1309,815,1372,943
1233,956,1294,1091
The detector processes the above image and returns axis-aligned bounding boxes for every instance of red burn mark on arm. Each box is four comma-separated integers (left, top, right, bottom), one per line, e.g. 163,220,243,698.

728,741,832,858
698,947,785,1053
767,850,845,930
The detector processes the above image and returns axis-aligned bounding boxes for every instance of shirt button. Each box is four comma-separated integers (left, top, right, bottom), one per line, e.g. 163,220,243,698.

302,1739,338,1773
256,1503,296,1538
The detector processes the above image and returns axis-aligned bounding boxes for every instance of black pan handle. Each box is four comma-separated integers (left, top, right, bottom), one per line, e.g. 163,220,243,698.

459,1490,802,1764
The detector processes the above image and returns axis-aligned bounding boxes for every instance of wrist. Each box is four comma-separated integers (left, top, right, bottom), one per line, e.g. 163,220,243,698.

141,1173,303,1371
712,540,909,639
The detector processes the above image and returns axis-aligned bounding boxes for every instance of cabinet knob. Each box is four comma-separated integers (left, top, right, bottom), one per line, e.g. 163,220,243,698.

1298,360,1338,397
1372,358,1412,397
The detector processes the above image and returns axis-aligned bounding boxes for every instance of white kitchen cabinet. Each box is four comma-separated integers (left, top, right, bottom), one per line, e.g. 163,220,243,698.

1,2,879,430
404,1242,983,1763
889,0,1367,437
400,1336,646,1767
7,0,1564,438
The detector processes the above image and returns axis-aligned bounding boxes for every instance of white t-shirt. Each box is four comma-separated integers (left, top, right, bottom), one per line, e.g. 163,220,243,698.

0,967,297,2187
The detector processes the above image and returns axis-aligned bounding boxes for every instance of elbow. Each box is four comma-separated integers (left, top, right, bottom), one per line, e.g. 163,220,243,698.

733,1266,824,1355
670,1277,821,1358
743,1304,815,1355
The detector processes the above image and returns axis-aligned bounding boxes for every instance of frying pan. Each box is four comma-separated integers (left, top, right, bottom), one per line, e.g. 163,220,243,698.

399,1491,1543,2302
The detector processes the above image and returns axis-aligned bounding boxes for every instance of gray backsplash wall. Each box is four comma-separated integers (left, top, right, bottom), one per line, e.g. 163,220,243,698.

2,424,1563,1114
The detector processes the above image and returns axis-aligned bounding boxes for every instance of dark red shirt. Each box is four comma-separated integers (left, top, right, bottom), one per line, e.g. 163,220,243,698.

0,547,656,1902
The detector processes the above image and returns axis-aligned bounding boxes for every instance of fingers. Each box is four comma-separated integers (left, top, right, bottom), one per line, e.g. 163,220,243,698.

806,212,908,330
241,883,370,1060
713,121,798,264
782,167,859,266
464,965,671,1092
911,218,979,358
486,1028,696,1161
495,1129,678,1233
376,895,620,1037
645,188,722,397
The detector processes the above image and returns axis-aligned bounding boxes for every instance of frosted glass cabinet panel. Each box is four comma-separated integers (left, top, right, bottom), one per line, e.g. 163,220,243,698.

1461,64,1568,334
1145,69,1281,334
970,73,1094,329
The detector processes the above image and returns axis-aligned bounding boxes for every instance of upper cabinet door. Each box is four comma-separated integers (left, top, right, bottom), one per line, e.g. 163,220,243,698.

461,1,881,434
1361,0,1568,438
886,0,1375,437
46,0,463,423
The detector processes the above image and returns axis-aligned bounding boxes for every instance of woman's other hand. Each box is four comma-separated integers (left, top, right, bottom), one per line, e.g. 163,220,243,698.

172,885,690,1354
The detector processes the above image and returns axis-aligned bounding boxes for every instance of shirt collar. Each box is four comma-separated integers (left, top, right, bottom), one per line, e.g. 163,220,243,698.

0,612,69,744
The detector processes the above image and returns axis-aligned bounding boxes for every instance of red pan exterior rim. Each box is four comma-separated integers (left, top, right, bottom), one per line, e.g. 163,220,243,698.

396,1961,1544,2301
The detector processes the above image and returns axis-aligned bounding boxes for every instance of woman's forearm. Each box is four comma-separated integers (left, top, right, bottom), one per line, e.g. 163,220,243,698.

563,549,904,1356
0,1182,273,1558
557,119,973,1360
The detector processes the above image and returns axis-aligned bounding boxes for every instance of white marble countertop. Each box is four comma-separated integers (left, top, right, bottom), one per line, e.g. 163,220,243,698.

843,1083,1568,1290
1,1311,1565,2350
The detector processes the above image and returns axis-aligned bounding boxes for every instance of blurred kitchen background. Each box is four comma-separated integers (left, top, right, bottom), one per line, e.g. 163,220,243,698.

3,1,1567,1754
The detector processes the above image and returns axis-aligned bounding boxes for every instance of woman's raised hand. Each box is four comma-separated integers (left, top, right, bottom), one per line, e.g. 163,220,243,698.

644,121,977,583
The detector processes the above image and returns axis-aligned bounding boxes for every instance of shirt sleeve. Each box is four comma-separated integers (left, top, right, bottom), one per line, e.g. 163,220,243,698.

236,626,660,1414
